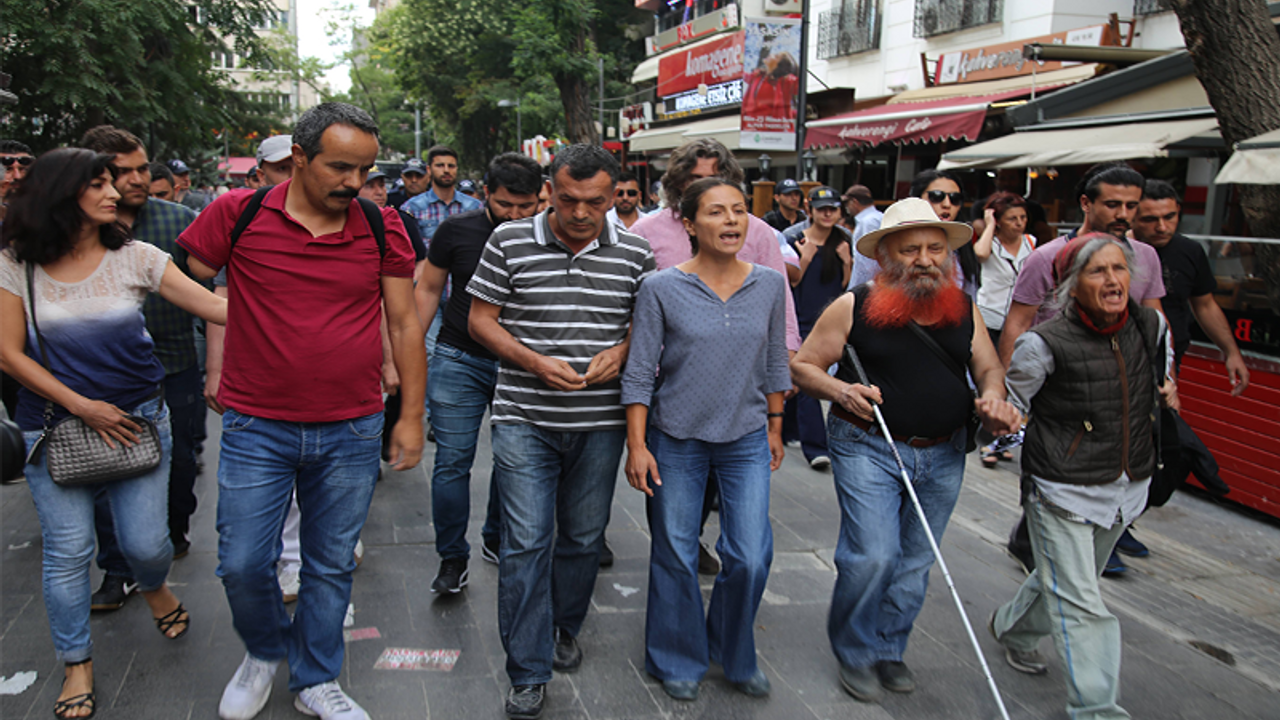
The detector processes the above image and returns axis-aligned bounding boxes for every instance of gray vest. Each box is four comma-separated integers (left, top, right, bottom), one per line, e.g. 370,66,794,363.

1022,302,1161,486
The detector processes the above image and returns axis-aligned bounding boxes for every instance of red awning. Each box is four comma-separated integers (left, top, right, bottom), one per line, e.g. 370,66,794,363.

217,157,257,176
804,89,1038,150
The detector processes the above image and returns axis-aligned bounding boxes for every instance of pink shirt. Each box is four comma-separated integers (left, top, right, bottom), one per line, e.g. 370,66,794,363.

1011,234,1166,326
630,209,802,351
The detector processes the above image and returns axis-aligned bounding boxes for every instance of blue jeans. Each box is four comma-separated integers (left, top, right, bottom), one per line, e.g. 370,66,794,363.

93,366,204,574
783,392,828,462
826,414,966,669
993,491,1130,719
428,344,501,559
645,426,773,683
491,422,625,685
421,308,444,420
215,409,381,692
23,396,173,662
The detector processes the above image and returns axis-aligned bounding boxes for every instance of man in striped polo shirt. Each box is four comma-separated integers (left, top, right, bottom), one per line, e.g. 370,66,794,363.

467,144,656,720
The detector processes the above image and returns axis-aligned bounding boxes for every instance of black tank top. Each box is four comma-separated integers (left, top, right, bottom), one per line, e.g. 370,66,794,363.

835,284,974,438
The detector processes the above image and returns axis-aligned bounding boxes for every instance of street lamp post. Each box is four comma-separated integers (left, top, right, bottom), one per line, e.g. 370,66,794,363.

498,99,522,154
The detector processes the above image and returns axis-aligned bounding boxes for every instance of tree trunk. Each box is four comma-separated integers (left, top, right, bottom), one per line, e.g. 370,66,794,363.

1169,0,1280,309
557,72,599,145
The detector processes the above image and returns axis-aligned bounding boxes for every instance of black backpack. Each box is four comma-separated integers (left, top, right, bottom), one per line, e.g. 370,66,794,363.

229,186,387,256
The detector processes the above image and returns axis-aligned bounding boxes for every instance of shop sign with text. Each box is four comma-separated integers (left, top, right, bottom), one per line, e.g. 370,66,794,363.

934,25,1116,85
657,31,745,98
657,80,743,121
647,3,739,56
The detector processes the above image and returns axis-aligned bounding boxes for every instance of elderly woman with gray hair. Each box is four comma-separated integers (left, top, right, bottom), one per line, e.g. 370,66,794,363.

987,233,1173,720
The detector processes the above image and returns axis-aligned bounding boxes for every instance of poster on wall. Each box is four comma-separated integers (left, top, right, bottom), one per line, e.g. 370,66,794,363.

740,18,802,151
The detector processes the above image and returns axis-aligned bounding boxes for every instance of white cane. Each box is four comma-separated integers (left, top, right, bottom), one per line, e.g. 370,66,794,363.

843,344,1012,720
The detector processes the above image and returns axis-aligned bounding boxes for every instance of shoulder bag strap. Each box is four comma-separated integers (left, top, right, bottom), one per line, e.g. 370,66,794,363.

907,320,969,386
24,264,56,428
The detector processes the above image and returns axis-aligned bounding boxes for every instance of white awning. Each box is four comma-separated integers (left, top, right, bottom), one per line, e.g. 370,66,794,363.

886,64,1100,105
632,54,660,84
938,117,1220,170
1215,127,1280,185
627,115,744,153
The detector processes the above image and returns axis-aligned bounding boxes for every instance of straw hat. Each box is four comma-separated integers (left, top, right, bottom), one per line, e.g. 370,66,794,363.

855,197,973,259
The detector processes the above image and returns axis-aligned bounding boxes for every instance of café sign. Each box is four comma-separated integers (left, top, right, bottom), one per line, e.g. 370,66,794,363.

934,25,1116,85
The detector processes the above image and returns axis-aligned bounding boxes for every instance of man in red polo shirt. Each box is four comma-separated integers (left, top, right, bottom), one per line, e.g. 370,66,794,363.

179,102,425,720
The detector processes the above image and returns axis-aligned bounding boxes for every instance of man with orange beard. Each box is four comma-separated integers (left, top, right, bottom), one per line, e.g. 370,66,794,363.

791,198,1021,705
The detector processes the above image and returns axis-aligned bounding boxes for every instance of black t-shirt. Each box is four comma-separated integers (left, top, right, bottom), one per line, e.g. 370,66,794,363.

428,208,498,361
397,209,427,261
836,285,974,439
1153,233,1215,360
763,209,806,233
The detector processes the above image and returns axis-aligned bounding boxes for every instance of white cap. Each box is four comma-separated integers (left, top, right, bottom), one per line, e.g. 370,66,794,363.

256,135,293,164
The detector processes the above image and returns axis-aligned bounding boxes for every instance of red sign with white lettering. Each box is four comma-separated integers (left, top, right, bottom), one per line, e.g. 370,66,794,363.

657,32,745,98
805,107,987,148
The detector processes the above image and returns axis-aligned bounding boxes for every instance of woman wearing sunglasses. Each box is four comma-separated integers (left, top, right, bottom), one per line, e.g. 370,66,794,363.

0,149,227,719
910,170,982,299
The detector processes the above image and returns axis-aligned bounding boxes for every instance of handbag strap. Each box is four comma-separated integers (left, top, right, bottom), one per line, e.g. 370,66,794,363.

24,264,57,428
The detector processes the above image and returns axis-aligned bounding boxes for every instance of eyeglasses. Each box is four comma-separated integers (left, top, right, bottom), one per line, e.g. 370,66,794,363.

926,190,963,205
616,189,640,197
0,156,35,168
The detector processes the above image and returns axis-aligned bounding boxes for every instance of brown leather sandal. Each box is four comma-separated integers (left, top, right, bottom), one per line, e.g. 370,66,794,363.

154,603,189,639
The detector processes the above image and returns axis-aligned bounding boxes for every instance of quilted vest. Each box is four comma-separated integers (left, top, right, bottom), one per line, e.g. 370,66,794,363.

1021,302,1161,486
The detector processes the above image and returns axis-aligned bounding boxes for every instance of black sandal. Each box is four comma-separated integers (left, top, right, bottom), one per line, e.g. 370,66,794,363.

981,453,999,469
55,660,95,719
154,604,189,639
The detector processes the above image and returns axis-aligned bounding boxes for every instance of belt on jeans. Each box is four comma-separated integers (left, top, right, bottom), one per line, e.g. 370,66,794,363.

830,404,953,448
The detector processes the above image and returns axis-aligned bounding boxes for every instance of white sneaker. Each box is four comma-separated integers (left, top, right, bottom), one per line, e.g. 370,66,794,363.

809,455,832,470
278,565,301,603
218,653,280,720
295,681,369,720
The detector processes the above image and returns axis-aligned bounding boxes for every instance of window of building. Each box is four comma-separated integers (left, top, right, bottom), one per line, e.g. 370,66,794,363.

913,0,1002,38
818,0,881,59
656,0,729,34
1133,0,1170,16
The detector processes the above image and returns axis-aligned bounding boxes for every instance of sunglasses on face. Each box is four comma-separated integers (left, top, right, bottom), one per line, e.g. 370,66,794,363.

926,190,963,205
1,156,35,168
616,189,640,197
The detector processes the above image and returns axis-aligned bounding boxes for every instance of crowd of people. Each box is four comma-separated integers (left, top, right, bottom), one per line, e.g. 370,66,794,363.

0,101,1253,720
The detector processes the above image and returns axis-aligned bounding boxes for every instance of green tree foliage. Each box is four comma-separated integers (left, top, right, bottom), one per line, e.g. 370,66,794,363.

385,0,649,168
1,0,292,157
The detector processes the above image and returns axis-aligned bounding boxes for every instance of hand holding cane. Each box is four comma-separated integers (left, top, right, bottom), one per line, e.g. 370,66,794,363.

842,343,1012,720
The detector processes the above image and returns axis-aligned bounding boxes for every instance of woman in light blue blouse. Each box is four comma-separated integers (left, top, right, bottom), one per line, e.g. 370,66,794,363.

622,178,791,702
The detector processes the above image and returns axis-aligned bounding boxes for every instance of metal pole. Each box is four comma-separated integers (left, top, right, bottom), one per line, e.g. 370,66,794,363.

517,101,523,154
795,0,810,154
842,344,1013,720
598,57,605,146
414,103,422,157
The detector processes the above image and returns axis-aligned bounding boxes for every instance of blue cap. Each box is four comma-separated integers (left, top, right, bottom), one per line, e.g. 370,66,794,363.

366,166,388,182
167,159,190,175
457,179,478,194
402,158,427,176
776,178,801,194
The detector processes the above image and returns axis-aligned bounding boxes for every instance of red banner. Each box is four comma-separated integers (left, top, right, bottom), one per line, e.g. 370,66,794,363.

657,32,745,98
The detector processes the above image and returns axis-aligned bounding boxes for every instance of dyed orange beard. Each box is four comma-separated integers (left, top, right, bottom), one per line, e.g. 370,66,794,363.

865,266,968,329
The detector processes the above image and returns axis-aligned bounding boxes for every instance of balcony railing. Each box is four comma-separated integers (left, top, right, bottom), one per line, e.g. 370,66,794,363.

817,0,882,59
913,0,1002,38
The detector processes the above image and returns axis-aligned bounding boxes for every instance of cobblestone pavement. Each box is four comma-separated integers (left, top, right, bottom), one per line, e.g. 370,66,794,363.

2,414,1278,719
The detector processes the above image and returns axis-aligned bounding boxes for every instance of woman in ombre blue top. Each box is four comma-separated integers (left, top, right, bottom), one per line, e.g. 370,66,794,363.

622,178,790,703
0,149,226,720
